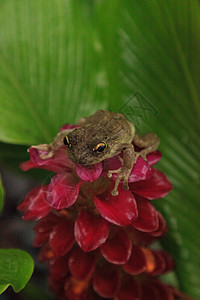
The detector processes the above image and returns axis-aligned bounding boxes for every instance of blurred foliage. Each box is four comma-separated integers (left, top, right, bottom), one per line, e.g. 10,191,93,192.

0,176,4,213
0,0,199,298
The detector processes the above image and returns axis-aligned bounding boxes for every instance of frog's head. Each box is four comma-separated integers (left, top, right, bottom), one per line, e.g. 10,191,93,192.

63,127,111,165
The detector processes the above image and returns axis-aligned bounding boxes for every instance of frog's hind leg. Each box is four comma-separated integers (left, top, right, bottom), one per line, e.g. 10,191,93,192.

133,132,160,161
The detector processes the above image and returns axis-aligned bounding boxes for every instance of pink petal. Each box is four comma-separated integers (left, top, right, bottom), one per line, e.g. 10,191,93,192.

93,184,138,226
129,157,152,182
132,196,159,232
102,156,152,183
68,247,97,280
33,230,50,247
21,146,74,173
47,173,80,210
59,124,79,131
115,275,141,300
130,168,173,200
49,219,75,257
33,213,62,247
17,186,50,220
74,208,110,252
102,156,121,175
122,244,147,275
146,150,162,166
93,265,120,298
100,228,132,264
75,162,102,182
149,212,167,237
20,160,38,171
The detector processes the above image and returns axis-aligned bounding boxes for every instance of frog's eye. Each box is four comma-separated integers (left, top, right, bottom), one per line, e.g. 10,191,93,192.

93,142,106,152
63,136,72,149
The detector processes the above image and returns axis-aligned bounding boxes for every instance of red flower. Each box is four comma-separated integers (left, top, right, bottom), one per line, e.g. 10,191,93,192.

18,124,186,300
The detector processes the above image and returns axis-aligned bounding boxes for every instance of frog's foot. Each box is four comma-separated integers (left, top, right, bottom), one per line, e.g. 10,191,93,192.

107,167,131,196
30,144,54,159
135,150,148,162
107,168,122,178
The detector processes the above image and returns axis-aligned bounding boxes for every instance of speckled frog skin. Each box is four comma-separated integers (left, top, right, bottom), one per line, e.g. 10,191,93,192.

65,110,135,165
32,110,160,196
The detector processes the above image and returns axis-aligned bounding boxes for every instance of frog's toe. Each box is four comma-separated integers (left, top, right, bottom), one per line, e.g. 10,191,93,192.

141,153,147,161
111,189,119,196
137,151,147,162
123,182,129,190
107,172,112,178
107,168,121,178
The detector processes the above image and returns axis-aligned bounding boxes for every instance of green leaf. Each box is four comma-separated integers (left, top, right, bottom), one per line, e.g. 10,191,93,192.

96,0,200,298
0,0,108,145
0,249,34,294
0,176,4,213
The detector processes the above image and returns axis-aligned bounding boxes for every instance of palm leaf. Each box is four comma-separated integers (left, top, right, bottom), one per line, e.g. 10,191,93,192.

97,0,200,297
0,0,108,145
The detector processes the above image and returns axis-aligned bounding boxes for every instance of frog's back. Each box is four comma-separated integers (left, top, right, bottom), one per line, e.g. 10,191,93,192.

82,110,135,144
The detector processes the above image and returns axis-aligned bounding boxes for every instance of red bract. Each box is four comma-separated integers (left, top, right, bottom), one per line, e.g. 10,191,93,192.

74,208,110,251
17,125,182,300
18,185,50,220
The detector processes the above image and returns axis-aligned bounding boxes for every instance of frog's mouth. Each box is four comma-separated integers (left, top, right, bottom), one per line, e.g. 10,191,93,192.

67,149,105,166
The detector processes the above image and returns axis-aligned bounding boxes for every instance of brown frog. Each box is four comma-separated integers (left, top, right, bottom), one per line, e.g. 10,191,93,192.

32,110,160,196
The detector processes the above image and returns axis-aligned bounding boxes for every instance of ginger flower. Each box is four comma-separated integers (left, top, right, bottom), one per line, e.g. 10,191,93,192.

18,124,190,300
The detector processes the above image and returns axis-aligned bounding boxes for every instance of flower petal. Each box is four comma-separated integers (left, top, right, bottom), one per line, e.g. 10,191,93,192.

103,156,152,182
21,146,74,173
59,124,79,131
149,212,167,237
151,282,171,300
68,247,97,280
49,255,69,279
17,185,50,220
141,283,160,300
160,251,175,274
93,185,138,226
131,168,173,200
148,251,166,275
115,275,141,300
74,208,110,252
122,244,147,275
39,244,54,262
49,276,65,297
49,219,75,257
100,228,132,264
147,150,162,166
47,173,80,210
93,264,120,298
132,196,159,232
33,213,63,247
129,157,152,182
64,276,89,300
75,162,102,182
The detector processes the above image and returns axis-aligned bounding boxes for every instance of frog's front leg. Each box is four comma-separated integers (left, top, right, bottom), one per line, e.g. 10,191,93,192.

133,132,160,161
107,144,137,196
30,129,73,159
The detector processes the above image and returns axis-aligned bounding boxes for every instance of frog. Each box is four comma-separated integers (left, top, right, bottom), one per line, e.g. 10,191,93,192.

31,110,160,196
